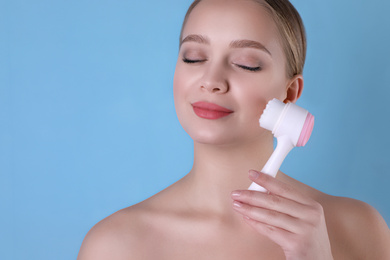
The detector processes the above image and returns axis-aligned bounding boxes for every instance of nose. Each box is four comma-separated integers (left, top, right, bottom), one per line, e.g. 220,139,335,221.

200,65,229,94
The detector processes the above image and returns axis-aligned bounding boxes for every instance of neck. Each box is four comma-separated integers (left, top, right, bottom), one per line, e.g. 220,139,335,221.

181,136,275,215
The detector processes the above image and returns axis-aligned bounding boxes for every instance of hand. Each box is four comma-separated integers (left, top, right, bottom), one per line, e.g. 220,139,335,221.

231,170,334,260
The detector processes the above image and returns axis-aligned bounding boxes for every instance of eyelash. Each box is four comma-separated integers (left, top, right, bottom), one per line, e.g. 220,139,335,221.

182,58,261,72
182,58,205,63
236,64,261,72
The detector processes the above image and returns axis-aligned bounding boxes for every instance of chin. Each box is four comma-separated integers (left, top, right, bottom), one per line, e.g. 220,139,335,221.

178,121,235,146
183,123,263,147
191,132,234,146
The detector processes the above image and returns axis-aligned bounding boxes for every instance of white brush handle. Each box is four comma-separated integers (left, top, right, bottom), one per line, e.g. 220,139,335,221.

248,135,294,192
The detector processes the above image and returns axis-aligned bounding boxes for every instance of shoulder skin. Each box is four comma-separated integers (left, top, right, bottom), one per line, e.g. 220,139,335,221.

323,196,390,260
77,207,148,260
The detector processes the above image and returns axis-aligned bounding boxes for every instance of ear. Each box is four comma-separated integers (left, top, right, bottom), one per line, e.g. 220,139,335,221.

283,74,304,103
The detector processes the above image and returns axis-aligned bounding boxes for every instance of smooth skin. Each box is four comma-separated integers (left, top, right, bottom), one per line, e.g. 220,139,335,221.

77,0,390,259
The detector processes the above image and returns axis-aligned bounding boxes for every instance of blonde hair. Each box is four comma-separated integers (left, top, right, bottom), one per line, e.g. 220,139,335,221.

179,0,307,78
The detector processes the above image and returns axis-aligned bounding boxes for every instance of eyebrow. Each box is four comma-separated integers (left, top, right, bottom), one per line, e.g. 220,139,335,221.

180,34,210,46
180,34,271,57
230,39,272,56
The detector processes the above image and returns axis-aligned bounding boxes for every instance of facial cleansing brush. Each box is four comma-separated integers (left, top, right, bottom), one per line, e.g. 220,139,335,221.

248,98,315,192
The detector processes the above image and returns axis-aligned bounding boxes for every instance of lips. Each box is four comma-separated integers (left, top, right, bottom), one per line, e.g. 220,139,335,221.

192,101,233,119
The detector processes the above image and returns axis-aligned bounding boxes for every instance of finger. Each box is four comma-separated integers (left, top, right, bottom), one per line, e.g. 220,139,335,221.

248,170,314,206
231,190,310,220
232,200,303,234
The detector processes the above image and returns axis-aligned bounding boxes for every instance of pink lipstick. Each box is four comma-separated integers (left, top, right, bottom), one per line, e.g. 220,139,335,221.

192,101,233,119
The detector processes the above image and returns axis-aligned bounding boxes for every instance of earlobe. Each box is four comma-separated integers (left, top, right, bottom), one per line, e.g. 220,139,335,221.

283,74,304,103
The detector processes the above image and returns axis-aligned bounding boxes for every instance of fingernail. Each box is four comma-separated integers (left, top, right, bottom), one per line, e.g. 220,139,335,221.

233,201,242,208
231,191,241,197
249,170,259,179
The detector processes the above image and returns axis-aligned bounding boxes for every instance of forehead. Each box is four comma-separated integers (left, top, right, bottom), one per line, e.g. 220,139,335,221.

182,0,280,47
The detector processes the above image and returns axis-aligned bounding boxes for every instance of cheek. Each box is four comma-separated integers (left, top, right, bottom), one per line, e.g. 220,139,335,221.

241,90,268,121
173,62,201,116
233,78,274,114
173,65,186,108
173,64,194,130
239,72,287,105
231,75,286,133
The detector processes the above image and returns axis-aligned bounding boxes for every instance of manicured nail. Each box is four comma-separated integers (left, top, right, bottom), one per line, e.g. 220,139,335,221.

233,201,242,208
231,191,241,197
249,170,259,179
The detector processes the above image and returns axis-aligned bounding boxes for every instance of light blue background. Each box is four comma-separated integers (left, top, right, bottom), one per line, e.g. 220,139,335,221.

1,0,389,259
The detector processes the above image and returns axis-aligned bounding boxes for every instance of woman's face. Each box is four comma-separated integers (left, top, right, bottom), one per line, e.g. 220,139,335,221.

173,0,293,146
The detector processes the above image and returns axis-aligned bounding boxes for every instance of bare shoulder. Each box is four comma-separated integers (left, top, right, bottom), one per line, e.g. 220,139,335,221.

77,181,187,260
77,204,153,260
317,192,390,259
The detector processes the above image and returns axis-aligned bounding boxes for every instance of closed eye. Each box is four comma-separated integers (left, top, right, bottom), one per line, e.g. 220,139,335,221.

236,64,261,72
182,58,206,63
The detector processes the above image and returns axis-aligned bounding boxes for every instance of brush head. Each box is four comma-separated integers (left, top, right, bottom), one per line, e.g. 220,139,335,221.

259,99,314,147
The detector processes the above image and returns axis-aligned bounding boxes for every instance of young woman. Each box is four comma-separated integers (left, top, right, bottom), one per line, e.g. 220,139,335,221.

78,0,390,259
